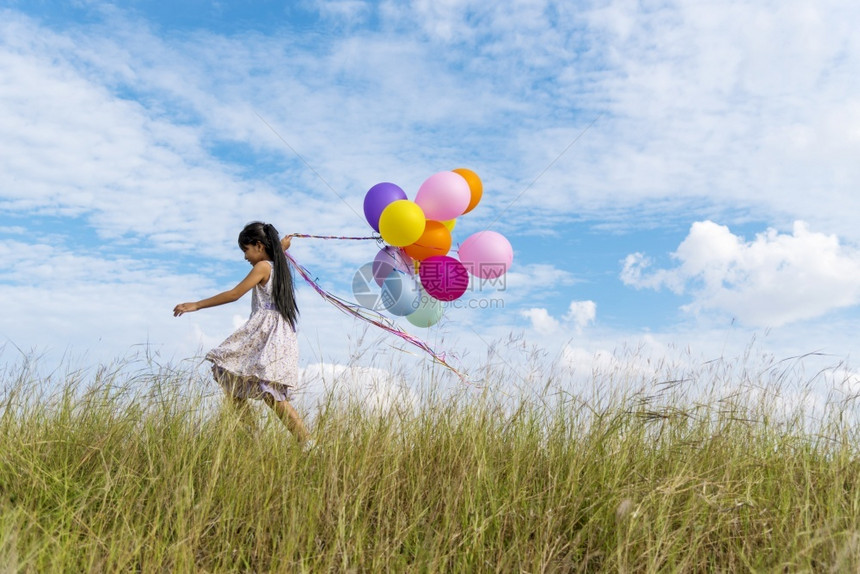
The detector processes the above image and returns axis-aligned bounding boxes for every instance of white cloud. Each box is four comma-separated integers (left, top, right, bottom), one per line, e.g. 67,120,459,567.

499,263,579,302
566,300,596,330
0,16,275,256
0,8,516,258
520,299,596,335
313,0,372,23
5,1,860,243
4,1,860,381
0,239,228,359
493,0,860,239
520,307,560,334
622,220,860,327
0,234,427,370
296,361,418,415
561,344,656,386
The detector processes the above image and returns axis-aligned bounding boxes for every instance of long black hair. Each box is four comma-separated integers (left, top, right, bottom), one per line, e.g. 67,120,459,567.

238,221,299,330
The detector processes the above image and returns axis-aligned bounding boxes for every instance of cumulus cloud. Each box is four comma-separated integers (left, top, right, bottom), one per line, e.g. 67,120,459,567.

566,300,596,330
559,334,675,398
622,220,860,327
297,361,417,415
521,299,596,334
520,307,560,335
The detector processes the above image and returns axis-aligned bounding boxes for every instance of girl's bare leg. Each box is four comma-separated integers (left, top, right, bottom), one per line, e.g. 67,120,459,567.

215,371,257,430
263,394,310,443
228,395,258,430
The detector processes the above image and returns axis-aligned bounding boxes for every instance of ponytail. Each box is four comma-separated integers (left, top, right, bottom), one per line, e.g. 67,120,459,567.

238,221,299,330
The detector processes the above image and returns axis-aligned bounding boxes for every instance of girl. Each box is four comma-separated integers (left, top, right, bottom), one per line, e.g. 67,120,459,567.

173,221,309,443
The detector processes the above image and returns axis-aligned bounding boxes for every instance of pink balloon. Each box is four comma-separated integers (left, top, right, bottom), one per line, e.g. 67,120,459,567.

414,171,471,221
457,231,513,279
419,255,469,301
372,246,413,286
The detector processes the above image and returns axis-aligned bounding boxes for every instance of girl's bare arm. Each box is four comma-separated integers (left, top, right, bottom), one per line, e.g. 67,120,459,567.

173,261,270,316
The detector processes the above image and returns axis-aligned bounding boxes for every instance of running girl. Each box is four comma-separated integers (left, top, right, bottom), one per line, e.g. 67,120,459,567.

173,221,308,443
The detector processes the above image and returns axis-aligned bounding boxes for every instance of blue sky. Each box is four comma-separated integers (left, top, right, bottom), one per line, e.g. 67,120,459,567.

2,0,859,392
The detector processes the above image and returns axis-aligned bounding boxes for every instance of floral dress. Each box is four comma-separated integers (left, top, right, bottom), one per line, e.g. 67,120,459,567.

205,261,298,401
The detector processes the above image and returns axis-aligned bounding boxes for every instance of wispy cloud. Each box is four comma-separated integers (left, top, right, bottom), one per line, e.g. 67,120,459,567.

3,1,860,372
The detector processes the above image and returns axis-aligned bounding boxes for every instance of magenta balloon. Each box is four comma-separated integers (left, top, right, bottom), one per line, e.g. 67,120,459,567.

414,171,471,221
419,255,469,301
372,246,413,286
364,182,407,232
457,231,513,279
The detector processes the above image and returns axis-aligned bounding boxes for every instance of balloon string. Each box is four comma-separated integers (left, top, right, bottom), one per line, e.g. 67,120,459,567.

284,250,471,384
291,233,380,241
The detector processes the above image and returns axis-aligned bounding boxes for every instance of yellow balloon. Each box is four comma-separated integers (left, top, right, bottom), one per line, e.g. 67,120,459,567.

441,219,457,232
379,200,426,247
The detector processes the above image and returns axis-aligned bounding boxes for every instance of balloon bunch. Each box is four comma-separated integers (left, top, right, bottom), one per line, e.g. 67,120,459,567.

362,169,513,328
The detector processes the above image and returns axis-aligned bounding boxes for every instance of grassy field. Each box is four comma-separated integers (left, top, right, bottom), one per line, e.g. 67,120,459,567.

2,350,860,572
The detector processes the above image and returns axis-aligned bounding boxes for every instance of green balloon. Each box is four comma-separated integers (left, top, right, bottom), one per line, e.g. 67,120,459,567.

406,292,444,328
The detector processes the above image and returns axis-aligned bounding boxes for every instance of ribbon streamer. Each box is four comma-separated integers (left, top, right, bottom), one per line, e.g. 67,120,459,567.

284,246,469,383
290,233,380,241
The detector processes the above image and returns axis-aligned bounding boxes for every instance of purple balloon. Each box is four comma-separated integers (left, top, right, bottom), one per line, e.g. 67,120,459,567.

372,246,413,286
419,255,469,301
364,182,407,232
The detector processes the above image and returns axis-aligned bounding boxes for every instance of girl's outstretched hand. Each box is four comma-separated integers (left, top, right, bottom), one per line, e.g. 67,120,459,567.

173,302,199,317
281,234,293,251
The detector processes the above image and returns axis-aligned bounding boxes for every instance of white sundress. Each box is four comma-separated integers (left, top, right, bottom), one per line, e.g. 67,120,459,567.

205,261,299,402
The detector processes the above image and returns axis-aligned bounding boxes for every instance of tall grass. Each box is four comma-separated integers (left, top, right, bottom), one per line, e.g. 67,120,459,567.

2,348,860,572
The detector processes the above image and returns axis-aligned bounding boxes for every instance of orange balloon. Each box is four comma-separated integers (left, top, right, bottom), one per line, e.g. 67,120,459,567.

403,220,452,261
453,168,483,214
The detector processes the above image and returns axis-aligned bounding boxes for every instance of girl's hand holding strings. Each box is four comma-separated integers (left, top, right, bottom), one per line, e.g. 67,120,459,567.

281,234,293,251
173,302,199,317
